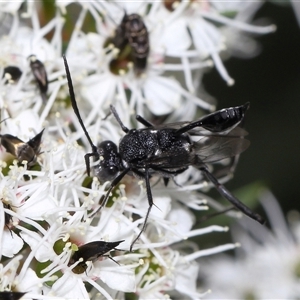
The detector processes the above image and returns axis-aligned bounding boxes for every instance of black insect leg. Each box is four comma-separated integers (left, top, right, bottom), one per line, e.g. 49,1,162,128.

90,168,130,217
130,168,153,251
110,105,129,133
196,206,236,224
136,115,153,127
84,152,99,177
102,255,120,265
200,166,265,224
149,165,188,187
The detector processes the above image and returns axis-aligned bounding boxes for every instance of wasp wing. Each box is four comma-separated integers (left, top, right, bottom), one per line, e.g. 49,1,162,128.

193,128,250,164
139,126,249,169
146,122,247,137
188,125,248,137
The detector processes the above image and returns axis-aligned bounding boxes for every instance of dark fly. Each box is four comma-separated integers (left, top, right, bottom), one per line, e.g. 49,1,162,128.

111,13,149,74
0,129,44,166
2,66,22,83
63,55,264,251
0,292,26,300
28,55,48,102
69,240,124,273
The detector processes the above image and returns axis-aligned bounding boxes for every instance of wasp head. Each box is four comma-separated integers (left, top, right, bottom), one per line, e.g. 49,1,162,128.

94,141,121,182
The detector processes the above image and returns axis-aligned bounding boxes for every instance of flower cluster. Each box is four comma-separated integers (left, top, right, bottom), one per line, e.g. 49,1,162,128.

0,1,274,299
199,191,300,299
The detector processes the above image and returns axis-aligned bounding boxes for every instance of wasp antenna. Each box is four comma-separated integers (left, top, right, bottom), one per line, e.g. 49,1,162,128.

136,114,153,127
110,105,130,133
63,55,97,152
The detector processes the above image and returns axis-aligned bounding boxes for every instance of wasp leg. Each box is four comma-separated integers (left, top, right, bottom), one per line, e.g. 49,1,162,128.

200,166,265,224
90,168,130,217
136,115,153,127
130,168,153,251
196,206,236,224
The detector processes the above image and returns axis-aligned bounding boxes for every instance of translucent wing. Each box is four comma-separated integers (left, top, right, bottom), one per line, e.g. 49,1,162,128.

193,128,250,164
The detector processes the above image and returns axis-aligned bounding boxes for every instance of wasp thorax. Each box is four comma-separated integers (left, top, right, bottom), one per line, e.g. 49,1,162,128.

119,129,158,164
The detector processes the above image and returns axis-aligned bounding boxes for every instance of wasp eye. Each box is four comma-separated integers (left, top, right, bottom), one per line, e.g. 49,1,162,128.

96,164,120,182
107,166,119,176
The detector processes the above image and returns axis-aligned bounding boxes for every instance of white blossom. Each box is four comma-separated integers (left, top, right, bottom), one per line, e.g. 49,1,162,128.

0,1,275,299
199,190,300,299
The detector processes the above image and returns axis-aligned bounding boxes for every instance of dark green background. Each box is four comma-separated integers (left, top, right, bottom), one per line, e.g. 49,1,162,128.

203,2,300,215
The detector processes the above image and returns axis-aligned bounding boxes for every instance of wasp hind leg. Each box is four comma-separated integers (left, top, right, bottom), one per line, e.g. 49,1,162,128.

200,166,265,224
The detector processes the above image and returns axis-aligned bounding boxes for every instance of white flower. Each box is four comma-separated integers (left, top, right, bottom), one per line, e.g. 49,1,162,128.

0,6,64,118
63,1,214,125
152,1,275,85
199,190,300,299
0,1,275,299
0,2,23,14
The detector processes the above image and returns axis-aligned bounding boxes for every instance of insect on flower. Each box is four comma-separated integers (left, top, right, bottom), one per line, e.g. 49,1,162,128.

69,240,124,274
0,129,45,167
63,55,264,251
0,292,26,300
28,55,48,102
2,66,22,83
110,13,150,74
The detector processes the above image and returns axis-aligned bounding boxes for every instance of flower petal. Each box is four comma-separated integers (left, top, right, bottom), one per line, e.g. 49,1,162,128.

1,230,23,257
143,76,181,115
95,261,136,293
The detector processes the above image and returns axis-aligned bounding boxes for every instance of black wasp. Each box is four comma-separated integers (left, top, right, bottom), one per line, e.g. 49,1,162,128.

68,240,124,273
0,292,26,300
28,55,48,102
63,55,264,251
111,13,149,74
0,129,44,167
